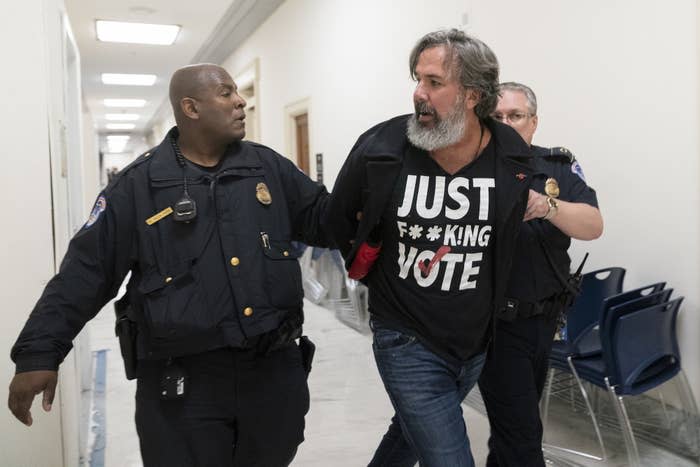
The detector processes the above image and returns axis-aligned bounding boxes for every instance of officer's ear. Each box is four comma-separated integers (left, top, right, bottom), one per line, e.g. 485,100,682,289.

180,97,200,120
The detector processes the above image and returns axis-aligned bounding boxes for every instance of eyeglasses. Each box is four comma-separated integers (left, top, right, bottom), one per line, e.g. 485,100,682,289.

491,112,532,124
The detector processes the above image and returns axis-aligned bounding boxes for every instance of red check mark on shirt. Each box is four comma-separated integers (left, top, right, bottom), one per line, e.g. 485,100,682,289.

418,245,452,277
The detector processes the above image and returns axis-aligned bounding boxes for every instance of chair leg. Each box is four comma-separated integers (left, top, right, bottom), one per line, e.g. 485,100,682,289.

675,370,700,456
566,356,607,461
657,389,671,428
569,374,576,411
605,377,640,467
676,369,700,414
589,380,600,417
542,357,608,461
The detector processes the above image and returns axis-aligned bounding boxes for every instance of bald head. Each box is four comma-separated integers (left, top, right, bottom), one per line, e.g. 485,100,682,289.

169,64,232,122
168,63,247,143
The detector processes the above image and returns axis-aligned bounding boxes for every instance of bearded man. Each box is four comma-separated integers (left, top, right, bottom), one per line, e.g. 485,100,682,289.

325,29,538,467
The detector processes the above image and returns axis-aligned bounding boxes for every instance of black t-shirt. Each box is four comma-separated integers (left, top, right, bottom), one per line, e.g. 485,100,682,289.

506,148,599,302
369,141,497,363
186,158,225,173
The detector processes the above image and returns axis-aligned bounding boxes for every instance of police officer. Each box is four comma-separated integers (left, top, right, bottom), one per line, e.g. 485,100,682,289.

8,64,331,467
480,82,603,467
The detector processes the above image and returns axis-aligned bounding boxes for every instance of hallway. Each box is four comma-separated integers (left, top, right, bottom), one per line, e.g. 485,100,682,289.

87,299,490,467
87,298,696,467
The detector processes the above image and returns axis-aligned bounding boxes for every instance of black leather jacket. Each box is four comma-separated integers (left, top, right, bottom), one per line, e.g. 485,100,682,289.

324,115,537,325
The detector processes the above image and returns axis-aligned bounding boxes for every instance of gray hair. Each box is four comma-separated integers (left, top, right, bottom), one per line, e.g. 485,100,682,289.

409,29,500,120
499,82,538,115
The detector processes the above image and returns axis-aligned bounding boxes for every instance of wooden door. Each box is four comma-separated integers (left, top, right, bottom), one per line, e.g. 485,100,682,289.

294,113,309,175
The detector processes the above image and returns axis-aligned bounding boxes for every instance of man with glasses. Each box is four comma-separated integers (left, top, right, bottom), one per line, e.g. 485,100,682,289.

482,81,603,466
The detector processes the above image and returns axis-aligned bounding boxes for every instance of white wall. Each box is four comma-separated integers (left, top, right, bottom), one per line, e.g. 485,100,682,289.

467,0,700,393
82,108,101,213
221,0,700,392
1,0,92,464
221,0,468,183
0,0,71,465
103,152,139,172
148,114,176,147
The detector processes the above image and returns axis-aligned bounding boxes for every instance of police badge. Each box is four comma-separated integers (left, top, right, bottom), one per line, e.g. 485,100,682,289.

256,182,272,205
544,178,560,198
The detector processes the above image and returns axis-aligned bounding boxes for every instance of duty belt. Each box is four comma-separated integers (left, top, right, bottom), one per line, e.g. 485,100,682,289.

504,297,557,319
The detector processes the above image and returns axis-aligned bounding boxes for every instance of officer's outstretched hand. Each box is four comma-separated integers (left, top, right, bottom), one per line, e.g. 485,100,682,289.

8,370,58,426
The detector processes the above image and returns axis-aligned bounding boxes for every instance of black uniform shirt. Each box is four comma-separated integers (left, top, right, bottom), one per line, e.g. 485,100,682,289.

11,127,331,371
506,146,598,303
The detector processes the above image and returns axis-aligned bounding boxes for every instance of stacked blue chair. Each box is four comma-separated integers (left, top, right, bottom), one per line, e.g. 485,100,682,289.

567,297,690,466
549,267,626,362
544,281,698,467
544,267,625,460
564,282,667,359
544,285,672,461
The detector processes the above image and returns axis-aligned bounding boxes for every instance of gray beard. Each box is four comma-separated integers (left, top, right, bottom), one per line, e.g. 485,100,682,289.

406,103,467,152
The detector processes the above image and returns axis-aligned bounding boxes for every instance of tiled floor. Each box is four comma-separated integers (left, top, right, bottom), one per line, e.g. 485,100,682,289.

87,299,698,467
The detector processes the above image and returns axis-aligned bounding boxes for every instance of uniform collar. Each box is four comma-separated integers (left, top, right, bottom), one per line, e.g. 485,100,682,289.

148,126,262,180
525,145,554,179
530,145,549,156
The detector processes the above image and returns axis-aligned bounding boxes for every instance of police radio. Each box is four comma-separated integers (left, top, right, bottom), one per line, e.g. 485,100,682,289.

173,191,197,222
170,136,197,222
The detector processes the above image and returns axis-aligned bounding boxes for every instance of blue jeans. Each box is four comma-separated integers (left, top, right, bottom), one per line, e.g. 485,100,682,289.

368,319,486,467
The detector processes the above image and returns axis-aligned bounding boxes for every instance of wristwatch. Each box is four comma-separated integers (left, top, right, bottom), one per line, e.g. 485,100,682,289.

543,196,558,220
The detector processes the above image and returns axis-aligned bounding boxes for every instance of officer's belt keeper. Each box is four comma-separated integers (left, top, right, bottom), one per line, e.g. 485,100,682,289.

114,294,138,380
509,298,542,318
298,336,315,375
504,297,563,320
251,310,315,375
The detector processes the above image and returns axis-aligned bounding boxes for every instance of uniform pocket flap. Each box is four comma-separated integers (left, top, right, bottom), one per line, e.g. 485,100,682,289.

263,240,298,260
138,268,194,294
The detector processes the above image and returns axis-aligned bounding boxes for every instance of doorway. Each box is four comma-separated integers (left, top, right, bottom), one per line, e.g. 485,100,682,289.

294,113,310,175
285,97,312,176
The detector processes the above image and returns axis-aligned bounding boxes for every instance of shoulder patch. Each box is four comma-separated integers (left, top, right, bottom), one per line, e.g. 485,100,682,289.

84,193,107,229
571,160,587,182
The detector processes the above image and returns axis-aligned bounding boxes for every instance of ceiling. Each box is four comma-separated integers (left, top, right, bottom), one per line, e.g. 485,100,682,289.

64,0,283,154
